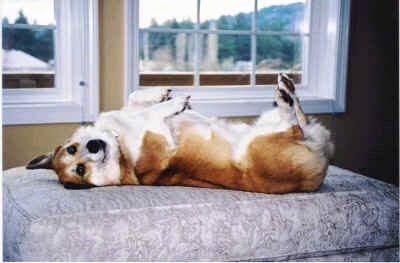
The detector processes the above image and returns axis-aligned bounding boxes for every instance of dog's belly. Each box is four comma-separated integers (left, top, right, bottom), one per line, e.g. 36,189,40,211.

159,127,245,188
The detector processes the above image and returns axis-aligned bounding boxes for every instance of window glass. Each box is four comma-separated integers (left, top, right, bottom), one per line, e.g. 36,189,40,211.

2,0,55,25
137,0,309,88
200,0,253,30
2,0,55,89
139,0,196,29
140,31,195,73
257,0,307,32
256,35,305,84
200,32,251,86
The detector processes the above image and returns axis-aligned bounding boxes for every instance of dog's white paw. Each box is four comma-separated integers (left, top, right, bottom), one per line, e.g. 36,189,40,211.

277,73,295,94
276,73,298,107
155,95,190,116
168,95,191,114
128,87,172,106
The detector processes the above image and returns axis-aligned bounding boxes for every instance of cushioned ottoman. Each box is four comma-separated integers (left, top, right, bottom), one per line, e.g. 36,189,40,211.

3,165,399,261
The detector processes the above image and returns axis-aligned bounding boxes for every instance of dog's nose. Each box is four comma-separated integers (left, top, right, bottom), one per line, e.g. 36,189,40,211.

86,139,106,154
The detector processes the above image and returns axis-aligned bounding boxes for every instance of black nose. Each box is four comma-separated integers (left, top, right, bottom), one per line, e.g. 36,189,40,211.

86,139,106,154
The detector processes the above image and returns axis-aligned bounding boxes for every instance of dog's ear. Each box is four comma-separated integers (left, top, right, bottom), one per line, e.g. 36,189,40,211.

26,146,61,170
26,153,54,170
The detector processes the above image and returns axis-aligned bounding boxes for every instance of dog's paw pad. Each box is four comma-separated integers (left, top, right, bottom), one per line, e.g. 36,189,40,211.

278,73,295,93
278,88,294,107
274,87,294,107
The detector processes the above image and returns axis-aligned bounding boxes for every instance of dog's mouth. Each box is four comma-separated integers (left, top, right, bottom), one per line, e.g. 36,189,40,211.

64,182,94,190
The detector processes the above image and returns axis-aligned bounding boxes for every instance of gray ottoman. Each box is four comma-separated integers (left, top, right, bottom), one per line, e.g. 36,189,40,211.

3,165,399,261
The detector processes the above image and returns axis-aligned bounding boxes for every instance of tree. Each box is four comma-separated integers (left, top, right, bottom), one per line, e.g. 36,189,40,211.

217,16,235,61
233,13,251,61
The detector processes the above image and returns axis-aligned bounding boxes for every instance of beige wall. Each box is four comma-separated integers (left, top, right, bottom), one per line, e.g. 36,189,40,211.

3,0,398,186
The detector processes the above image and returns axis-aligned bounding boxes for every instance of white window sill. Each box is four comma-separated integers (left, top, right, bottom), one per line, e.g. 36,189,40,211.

186,97,344,117
3,96,342,126
3,102,97,125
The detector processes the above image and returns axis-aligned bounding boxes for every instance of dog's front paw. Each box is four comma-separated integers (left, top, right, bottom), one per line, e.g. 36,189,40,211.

128,87,173,106
160,88,173,102
174,96,192,115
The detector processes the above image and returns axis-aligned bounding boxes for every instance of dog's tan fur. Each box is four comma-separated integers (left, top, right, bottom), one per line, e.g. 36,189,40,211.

130,124,328,194
27,74,333,193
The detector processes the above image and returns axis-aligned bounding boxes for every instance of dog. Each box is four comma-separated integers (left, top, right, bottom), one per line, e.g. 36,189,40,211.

27,74,334,193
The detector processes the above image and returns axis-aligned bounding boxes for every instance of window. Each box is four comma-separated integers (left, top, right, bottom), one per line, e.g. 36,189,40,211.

2,0,99,125
126,0,350,117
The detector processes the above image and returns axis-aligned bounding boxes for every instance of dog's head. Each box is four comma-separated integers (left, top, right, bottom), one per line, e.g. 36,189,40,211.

27,125,135,189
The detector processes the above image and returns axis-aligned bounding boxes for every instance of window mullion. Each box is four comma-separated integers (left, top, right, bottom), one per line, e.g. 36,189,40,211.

193,0,201,88
251,0,258,88
3,24,56,30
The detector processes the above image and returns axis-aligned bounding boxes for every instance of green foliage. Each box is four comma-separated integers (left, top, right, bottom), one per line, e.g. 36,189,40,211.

2,10,54,63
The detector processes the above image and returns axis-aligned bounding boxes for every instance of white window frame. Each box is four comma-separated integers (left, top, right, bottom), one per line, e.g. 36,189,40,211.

2,0,99,125
125,0,350,117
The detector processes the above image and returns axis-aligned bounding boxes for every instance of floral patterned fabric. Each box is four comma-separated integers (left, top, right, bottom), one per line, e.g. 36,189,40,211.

3,166,399,261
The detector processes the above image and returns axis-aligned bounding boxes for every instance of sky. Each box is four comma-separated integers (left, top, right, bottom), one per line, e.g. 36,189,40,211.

2,0,303,26
2,0,55,24
139,0,304,27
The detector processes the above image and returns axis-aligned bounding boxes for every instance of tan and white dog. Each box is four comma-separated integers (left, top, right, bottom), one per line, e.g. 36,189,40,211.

27,74,334,193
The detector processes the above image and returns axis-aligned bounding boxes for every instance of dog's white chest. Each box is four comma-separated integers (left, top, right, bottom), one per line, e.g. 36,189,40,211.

95,109,175,165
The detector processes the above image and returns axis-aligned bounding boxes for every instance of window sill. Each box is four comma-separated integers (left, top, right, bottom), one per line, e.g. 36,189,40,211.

3,95,343,125
188,96,345,117
3,102,97,125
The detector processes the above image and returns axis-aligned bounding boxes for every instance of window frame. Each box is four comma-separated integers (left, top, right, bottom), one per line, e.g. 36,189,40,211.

125,0,350,117
2,0,99,125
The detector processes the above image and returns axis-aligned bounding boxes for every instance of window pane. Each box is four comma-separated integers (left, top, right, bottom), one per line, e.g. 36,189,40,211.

200,0,253,30
2,0,55,89
139,0,196,29
256,35,304,84
140,31,194,72
139,31,194,86
2,27,55,89
2,0,55,25
200,33,251,71
257,0,307,32
200,33,250,86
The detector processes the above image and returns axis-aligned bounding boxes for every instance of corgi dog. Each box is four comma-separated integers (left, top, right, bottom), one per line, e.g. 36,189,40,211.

27,74,334,193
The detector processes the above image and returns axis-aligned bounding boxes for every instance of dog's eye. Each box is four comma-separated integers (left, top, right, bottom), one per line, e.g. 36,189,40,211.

76,163,85,177
67,145,77,155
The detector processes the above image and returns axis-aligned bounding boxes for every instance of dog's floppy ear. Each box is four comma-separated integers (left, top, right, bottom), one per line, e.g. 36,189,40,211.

26,146,61,170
